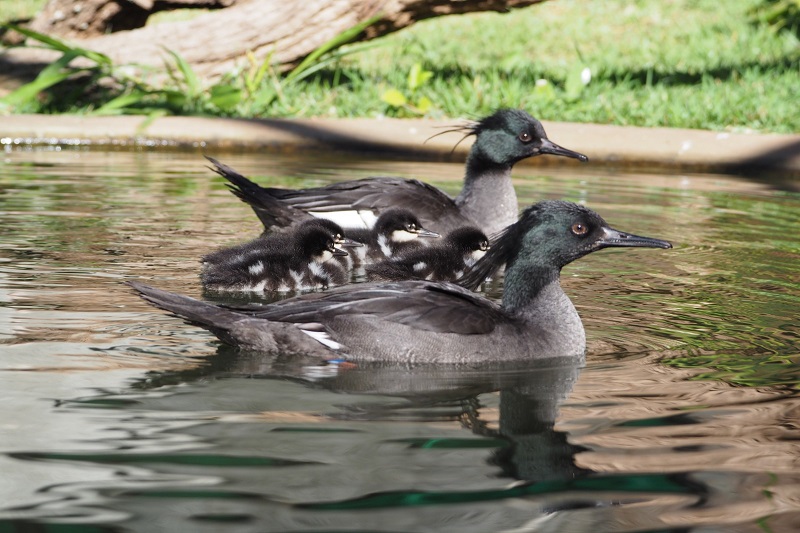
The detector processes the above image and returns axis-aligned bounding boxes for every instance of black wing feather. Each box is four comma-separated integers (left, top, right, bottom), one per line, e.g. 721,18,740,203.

206,157,473,232
229,281,504,335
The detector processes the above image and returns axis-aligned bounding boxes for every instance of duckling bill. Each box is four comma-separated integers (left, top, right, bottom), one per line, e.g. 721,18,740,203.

131,201,671,364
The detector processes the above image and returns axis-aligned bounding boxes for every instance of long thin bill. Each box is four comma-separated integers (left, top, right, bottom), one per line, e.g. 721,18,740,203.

539,138,589,162
598,227,673,249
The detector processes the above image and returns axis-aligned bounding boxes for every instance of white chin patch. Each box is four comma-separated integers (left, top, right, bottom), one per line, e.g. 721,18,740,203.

309,210,378,230
391,230,419,243
470,250,487,263
316,250,333,263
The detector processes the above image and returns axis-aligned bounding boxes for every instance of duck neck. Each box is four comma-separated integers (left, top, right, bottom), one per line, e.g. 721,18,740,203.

501,263,562,315
455,154,518,236
502,262,585,354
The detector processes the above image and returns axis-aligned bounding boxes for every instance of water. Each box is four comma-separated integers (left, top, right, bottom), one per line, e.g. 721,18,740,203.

1,148,798,532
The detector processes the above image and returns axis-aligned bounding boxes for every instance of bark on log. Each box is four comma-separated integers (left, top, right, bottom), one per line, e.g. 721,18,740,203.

2,0,550,89
28,0,238,39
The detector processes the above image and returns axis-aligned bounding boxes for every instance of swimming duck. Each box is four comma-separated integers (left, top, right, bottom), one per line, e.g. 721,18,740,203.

201,223,351,292
131,200,671,363
365,226,489,282
207,109,587,237
344,208,440,265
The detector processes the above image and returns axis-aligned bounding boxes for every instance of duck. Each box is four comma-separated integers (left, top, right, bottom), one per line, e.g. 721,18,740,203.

365,226,489,282
200,222,353,292
206,108,587,238
344,208,440,265
131,200,671,363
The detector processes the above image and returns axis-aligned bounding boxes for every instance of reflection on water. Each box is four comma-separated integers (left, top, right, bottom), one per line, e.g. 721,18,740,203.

1,149,798,531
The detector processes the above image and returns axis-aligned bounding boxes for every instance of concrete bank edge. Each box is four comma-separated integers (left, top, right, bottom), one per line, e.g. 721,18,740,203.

1,114,798,176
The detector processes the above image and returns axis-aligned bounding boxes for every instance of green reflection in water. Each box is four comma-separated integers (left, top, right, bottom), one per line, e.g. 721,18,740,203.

0,522,123,533
296,473,698,510
655,190,800,389
388,437,510,449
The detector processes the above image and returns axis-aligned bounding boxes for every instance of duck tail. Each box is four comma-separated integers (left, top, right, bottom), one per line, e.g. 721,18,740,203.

129,281,237,325
128,281,246,344
204,156,312,231
128,282,327,355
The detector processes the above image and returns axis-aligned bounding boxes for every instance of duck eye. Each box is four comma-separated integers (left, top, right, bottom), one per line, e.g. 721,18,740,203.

407,224,416,231
571,223,589,236
518,131,532,143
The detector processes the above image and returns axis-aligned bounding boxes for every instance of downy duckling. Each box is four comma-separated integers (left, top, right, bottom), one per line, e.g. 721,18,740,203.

366,226,489,282
201,224,350,292
344,208,440,265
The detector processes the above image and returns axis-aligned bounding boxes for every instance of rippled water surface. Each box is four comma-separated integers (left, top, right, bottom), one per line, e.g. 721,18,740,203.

1,149,798,532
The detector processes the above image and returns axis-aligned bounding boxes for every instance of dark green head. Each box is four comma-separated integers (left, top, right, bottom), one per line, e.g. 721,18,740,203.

459,200,672,289
465,109,588,168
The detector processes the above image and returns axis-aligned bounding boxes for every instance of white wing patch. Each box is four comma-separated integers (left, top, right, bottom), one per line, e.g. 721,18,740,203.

413,262,427,272
300,329,342,350
309,210,378,230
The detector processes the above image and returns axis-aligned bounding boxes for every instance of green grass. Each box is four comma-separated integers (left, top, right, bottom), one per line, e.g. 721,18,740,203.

1,0,799,132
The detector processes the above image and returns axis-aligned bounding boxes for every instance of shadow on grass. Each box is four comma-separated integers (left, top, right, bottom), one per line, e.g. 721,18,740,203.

602,56,800,87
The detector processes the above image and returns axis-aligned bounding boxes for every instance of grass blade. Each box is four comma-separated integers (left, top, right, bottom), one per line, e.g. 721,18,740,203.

163,48,201,96
0,51,84,107
92,91,151,115
5,24,112,66
285,14,383,83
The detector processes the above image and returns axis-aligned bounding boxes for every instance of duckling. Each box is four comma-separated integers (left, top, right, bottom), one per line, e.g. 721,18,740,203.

201,224,349,292
365,226,489,282
131,200,671,363
207,108,587,238
344,208,440,265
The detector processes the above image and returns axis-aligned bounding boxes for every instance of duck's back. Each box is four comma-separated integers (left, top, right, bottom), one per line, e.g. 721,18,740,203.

258,177,472,233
